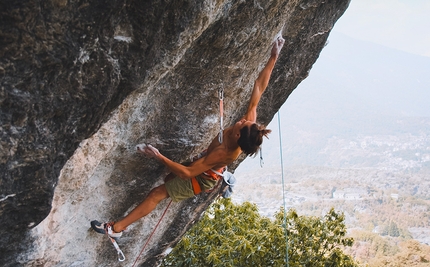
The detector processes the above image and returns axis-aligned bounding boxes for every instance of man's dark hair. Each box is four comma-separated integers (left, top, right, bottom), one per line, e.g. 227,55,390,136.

237,123,271,156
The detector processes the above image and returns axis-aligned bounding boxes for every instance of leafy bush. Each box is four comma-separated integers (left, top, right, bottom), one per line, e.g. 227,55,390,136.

162,198,358,267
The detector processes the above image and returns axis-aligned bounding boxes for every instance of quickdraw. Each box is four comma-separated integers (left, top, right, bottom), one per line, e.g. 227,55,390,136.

107,233,125,262
218,86,224,144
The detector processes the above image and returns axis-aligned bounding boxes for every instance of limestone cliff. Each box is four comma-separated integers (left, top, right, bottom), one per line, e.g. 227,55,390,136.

0,0,350,265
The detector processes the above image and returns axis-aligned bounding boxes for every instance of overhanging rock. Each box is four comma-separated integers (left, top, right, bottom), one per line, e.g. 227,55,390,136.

0,0,350,265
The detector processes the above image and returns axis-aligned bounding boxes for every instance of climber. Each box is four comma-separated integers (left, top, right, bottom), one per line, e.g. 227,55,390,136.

91,36,285,238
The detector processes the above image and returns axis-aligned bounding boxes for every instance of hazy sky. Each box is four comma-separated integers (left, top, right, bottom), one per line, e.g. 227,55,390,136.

333,0,430,57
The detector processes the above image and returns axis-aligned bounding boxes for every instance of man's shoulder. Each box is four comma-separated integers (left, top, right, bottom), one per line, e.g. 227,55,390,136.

206,146,228,159
207,146,240,165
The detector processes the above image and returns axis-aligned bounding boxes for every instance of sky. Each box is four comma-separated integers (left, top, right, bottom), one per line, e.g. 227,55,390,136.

333,0,430,57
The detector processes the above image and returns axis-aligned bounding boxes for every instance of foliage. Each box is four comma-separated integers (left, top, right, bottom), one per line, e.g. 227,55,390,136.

345,230,399,260
282,207,356,267
381,220,400,237
162,198,358,267
347,230,430,267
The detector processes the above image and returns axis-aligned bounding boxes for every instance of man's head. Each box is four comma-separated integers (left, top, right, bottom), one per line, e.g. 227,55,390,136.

237,122,271,156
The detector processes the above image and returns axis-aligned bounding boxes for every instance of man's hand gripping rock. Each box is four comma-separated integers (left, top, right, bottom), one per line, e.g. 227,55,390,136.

136,144,161,160
272,36,285,58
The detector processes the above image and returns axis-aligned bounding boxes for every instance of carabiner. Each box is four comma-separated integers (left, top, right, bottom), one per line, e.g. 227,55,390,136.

218,86,224,100
108,236,126,262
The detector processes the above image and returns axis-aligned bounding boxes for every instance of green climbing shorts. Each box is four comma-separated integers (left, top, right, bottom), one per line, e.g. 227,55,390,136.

165,174,218,202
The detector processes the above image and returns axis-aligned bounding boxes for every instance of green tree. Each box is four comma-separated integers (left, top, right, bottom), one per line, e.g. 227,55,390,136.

162,198,358,267
381,220,401,237
388,220,400,237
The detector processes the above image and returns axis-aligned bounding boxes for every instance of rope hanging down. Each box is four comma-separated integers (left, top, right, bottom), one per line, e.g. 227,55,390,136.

260,146,264,167
132,199,173,267
277,111,289,267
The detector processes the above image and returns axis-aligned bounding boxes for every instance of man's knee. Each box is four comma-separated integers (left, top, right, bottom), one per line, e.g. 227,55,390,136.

148,184,169,201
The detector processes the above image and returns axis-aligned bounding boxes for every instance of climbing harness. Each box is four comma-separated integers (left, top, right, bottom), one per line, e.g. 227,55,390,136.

203,167,225,180
218,86,224,144
106,229,125,262
192,167,226,195
189,150,226,195
132,199,173,267
277,111,289,267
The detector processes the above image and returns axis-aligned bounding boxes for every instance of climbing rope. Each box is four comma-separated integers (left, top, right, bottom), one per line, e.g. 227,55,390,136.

259,146,264,167
277,111,289,267
218,86,224,144
132,199,173,267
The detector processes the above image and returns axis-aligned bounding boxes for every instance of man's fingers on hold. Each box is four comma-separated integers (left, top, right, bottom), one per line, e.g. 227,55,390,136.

136,144,147,151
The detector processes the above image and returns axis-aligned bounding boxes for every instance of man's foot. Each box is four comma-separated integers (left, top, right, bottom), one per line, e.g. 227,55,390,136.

90,220,123,239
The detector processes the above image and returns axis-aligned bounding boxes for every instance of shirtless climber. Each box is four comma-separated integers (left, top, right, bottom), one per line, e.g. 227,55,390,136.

91,36,285,238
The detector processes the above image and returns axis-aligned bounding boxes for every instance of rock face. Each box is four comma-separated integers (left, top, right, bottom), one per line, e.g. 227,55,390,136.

0,0,349,265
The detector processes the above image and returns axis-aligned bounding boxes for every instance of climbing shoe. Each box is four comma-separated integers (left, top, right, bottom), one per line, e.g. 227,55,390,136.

90,220,123,239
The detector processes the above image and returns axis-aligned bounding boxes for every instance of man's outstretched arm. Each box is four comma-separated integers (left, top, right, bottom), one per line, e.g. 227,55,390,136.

137,144,222,179
243,36,285,122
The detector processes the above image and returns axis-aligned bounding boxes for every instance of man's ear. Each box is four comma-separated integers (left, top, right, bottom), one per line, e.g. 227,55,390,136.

236,131,241,139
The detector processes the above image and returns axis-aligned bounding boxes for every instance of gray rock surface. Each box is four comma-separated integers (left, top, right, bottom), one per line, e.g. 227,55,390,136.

0,0,349,265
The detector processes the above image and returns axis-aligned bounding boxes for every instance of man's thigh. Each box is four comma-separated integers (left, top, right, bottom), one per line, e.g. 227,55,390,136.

165,176,194,202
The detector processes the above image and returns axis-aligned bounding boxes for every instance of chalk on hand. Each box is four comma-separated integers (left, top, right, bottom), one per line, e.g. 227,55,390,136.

273,28,283,42
136,144,147,151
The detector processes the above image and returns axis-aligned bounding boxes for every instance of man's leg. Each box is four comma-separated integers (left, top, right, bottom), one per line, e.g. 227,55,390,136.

113,184,169,232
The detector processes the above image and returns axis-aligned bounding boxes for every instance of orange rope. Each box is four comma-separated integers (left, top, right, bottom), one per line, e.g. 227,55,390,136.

132,199,173,267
